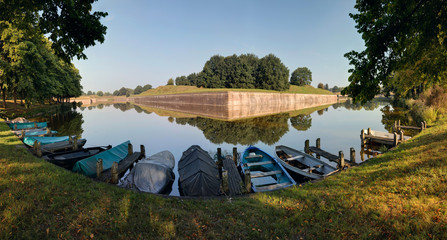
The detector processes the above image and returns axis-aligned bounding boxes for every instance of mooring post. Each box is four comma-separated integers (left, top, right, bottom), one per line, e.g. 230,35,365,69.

14,124,17,131
128,143,133,155
21,130,25,138
305,140,310,154
96,158,103,178
398,120,401,129
361,129,365,146
34,122,37,128
424,121,427,130
73,136,78,150
217,147,222,179
393,121,397,132
111,162,119,184
46,128,51,135
140,145,146,158
316,138,321,159
399,130,404,142
350,147,356,164
338,151,345,169
244,169,252,193
36,142,42,157
233,147,238,165
393,132,398,147
367,128,371,135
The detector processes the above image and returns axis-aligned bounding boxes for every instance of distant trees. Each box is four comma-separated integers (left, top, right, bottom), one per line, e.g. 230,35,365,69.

175,53,289,91
290,67,312,86
97,91,104,96
133,84,152,95
167,78,174,85
317,83,324,89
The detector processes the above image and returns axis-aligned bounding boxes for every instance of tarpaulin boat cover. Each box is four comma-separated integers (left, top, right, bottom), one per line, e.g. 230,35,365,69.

72,140,130,178
121,151,175,193
8,122,47,130
23,136,69,147
178,145,220,196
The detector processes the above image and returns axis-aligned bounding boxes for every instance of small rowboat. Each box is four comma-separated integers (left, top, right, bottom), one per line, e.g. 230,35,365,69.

275,145,338,180
240,146,295,192
43,145,112,169
8,122,47,130
23,136,87,154
23,136,70,147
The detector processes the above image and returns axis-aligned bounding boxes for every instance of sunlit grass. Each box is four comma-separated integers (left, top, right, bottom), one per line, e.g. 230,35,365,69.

0,115,446,238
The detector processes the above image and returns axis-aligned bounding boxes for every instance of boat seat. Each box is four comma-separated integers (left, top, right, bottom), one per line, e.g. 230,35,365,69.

245,154,263,159
244,160,274,167
286,155,304,161
251,170,282,178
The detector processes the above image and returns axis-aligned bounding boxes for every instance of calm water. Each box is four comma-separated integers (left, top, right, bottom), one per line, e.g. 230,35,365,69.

45,100,408,196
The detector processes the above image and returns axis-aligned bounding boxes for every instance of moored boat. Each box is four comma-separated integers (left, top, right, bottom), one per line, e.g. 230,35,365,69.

23,136,70,147
178,145,220,197
8,122,47,130
275,145,338,180
120,150,175,194
240,146,295,192
43,145,112,169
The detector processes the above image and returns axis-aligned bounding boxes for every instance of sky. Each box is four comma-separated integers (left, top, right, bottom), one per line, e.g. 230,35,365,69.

73,0,365,93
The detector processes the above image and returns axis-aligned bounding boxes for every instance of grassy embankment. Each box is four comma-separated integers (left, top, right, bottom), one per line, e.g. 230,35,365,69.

1,113,446,238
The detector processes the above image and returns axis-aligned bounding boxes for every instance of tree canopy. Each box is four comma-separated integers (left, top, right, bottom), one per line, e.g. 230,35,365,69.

290,67,312,86
343,0,447,103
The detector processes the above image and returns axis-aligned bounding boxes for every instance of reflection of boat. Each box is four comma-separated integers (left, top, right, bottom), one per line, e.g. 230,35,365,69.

178,145,220,197
120,151,175,194
240,146,295,192
12,128,53,136
275,145,338,180
8,122,47,130
43,145,112,169
361,129,411,146
73,140,130,178
5,117,29,124
16,129,57,137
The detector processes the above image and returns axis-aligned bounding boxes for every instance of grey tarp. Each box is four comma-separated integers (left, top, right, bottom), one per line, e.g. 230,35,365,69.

178,145,220,196
120,150,175,194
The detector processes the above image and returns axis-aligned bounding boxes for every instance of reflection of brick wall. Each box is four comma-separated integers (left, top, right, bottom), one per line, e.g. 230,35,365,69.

132,92,338,120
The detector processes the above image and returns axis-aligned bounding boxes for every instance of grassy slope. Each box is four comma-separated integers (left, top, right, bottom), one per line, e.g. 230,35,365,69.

0,116,446,239
138,85,334,96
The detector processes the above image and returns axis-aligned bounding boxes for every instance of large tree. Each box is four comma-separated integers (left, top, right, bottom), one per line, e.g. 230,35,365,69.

255,54,289,91
343,0,447,103
290,67,312,86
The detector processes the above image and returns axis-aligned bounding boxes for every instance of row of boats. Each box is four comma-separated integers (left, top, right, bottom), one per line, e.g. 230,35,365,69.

7,118,340,197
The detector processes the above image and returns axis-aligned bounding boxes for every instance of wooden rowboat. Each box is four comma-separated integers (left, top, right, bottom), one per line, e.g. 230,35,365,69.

275,145,338,180
240,146,295,192
43,145,112,169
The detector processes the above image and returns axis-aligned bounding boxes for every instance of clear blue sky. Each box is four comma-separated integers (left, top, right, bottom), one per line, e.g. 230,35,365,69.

73,0,365,93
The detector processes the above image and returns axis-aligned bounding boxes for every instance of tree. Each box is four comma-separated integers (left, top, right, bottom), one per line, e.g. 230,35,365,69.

87,91,93,95
290,67,312,86
167,78,174,85
255,54,289,91
97,91,103,96
325,84,329,90
317,83,324,89
134,85,144,95
343,0,447,103
142,84,152,91
175,76,188,85
0,0,108,61
332,86,340,92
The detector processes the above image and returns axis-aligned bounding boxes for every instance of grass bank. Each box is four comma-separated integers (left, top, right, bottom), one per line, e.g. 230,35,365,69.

138,85,334,96
0,116,446,239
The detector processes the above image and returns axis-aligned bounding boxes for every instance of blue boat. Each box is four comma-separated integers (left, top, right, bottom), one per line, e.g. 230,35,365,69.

8,122,47,130
23,136,70,147
240,146,295,192
72,140,130,178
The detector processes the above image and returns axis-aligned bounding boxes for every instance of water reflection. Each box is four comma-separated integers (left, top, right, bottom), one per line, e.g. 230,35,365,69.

48,109,84,137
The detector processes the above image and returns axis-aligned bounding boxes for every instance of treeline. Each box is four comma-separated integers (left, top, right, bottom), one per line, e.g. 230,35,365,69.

84,84,152,97
0,23,82,108
173,54,312,91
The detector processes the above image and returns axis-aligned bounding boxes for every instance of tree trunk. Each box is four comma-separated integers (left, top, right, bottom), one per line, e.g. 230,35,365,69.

13,88,17,110
1,88,6,109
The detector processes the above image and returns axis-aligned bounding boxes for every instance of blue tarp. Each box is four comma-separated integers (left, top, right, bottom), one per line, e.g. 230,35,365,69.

8,122,47,130
23,136,70,147
72,140,130,178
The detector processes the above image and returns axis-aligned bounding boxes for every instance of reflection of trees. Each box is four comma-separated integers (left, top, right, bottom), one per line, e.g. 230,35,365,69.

48,110,84,137
113,103,133,112
331,99,387,111
133,105,152,114
97,104,104,109
317,109,324,115
380,105,419,135
290,114,312,131
175,113,290,145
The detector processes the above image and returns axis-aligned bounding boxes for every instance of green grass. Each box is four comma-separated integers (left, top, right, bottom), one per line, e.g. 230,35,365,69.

138,85,334,96
1,114,446,239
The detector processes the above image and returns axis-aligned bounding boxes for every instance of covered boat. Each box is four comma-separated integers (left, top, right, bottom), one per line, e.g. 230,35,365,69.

72,141,130,178
8,122,47,130
43,145,112,169
23,136,70,147
275,145,338,180
240,146,295,192
178,145,220,197
120,151,175,194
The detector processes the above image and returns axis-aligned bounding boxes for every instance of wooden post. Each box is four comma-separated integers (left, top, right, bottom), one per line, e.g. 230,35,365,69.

423,121,427,130
96,159,103,178
316,138,321,159
34,122,37,128
36,142,42,157
394,121,397,132
140,145,146,158
233,147,237,165
111,162,119,184
217,147,222,179
398,120,401,130
360,149,365,161
21,130,25,138
46,128,51,135
14,124,17,130
305,140,310,154
128,143,133,155
350,147,356,164
367,128,371,135
361,129,365,146
338,151,345,169
244,169,252,193
399,130,404,142
393,132,398,147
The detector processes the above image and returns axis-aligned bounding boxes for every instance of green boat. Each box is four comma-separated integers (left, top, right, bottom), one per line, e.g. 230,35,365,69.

23,136,70,147
8,122,47,130
240,146,296,192
72,140,130,178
